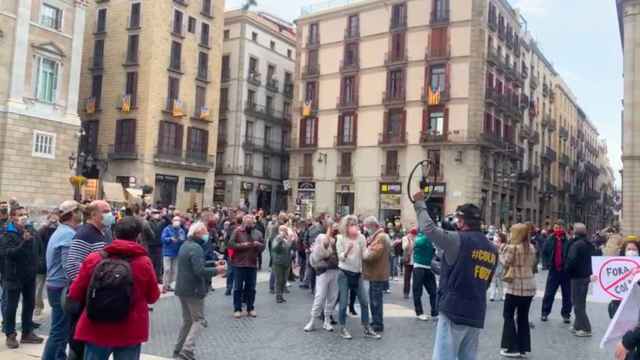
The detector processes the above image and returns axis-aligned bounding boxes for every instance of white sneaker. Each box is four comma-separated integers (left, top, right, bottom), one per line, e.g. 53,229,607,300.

304,317,320,332
323,321,335,332
417,314,431,321
500,349,521,358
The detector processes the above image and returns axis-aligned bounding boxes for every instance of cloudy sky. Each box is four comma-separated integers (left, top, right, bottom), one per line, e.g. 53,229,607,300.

225,0,624,186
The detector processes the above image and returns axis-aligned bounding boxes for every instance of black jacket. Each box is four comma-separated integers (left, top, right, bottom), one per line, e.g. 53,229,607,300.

623,325,640,360
0,223,37,289
564,234,594,279
36,224,57,274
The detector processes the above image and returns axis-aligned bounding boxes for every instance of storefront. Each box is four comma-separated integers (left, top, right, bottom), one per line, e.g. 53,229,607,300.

214,180,225,205
257,183,273,212
379,182,402,224
336,183,355,217
297,181,316,219
241,181,254,209
425,182,446,223
155,174,178,207
183,177,205,211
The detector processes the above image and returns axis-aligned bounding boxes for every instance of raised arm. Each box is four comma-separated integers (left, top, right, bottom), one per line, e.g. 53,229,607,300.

414,199,461,265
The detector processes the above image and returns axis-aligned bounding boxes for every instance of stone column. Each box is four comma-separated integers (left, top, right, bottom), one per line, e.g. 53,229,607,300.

65,3,86,122
7,0,32,109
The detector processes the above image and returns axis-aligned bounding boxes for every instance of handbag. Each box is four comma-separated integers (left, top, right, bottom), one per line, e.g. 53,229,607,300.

502,266,515,283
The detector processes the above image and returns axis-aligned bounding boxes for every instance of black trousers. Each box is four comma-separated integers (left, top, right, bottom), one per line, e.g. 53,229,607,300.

501,294,533,354
412,267,438,316
541,268,572,318
3,278,36,335
149,246,163,283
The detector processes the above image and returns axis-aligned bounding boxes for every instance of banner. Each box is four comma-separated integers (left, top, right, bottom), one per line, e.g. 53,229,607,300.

601,273,640,349
591,256,640,302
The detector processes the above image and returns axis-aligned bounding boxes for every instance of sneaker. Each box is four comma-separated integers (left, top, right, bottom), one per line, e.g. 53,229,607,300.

323,321,335,332
540,315,548,322
403,294,410,299
304,317,320,332
349,308,358,317
363,326,382,339
329,315,337,325
490,297,495,302
339,327,353,340
563,317,571,324
177,349,195,360
417,314,431,321
569,326,576,334
520,353,528,359
384,289,392,294
233,311,243,319
500,349,521,358
34,308,43,317
224,289,232,296
5,333,19,349
248,310,257,318
575,330,592,337
172,350,181,358
286,282,291,287
20,332,44,344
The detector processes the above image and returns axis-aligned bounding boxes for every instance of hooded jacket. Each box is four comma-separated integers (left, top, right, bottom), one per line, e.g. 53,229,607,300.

68,240,160,347
0,222,37,288
565,234,595,279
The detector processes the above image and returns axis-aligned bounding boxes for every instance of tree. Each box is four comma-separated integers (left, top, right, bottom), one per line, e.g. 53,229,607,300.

242,0,257,11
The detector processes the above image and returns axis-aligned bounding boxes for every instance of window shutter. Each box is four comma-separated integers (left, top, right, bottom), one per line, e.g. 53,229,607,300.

202,130,209,154
337,114,343,141
299,119,305,146
444,108,449,135
34,56,42,98
354,75,359,103
187,127,193,153
314,118,319,145
176,124,184,150
353,112,358,145
422,109,428,133
401,110,407,136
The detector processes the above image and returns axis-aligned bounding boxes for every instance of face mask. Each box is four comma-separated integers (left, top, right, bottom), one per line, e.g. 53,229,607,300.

102,212,115,227
201,234,209,244
627,250,639,257
173,221,181,228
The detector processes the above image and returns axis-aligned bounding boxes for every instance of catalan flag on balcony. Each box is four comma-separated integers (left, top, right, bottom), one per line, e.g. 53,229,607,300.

121,94,131,113
428,87,441,106
199,106,210,120
172,99,185,118
302,100,312,118
85,97,96,114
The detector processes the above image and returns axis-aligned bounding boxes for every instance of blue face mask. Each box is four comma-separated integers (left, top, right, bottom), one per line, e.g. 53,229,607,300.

102,212,115,227
201,234,209,244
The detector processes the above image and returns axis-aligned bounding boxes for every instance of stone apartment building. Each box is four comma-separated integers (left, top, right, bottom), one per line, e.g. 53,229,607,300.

78,0,224,209
291,0,615,227
215,10,295,212
0,0,85,209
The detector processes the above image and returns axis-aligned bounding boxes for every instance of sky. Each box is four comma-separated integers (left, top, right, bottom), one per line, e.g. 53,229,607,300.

225,0,624,186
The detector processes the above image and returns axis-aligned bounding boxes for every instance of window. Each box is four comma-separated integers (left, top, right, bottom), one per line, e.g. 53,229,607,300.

197,52,208,79
249,57,258,75
267,64,276,81
125,72,138,107
263,155,271,177
340,152,352,175
219,87,228,112
170,41,182,70
173,10,183,35
270,40,276,50
386,150,398,173
187,127,208,158
342,76,355,104
428,111,444,135
305,81,316,103
344,43,358,66
301,118,317,146
284,72,293,86
245,153,254,173
391,32,405,60
386,109,404,135
252,32,258,41
32,131,56,159
126,34,139,63
129,3,141,28
307,49,319,69
221,54,230,81
265,126,272,144
188,16,196,33
308,23,319,44
429,65,446,92
40,4,62,31
35,57,58,103
115,119,136,152
266,96,274,113
430,28,447,57
387,69,404,98
283,101,291,116
202,0,212,16
93,39,104,68
185,178,205,193
433,0,449,22
81,121,99,155
282,129,290,148
200,23,210,46
96,8,107,33
168,77,180,103
247,90,256,106
339,113,355,144
347,15,359,37
224,30,230,40
91,74,103,109
287,49,292,58
303,153,313,172
390,3,406,28
281,157,289,178
158,121,183,154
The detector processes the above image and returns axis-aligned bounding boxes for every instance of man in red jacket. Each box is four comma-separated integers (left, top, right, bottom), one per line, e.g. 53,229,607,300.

67,216,160,360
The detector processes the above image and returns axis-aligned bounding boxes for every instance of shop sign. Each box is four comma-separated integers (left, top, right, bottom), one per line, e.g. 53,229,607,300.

242,182,254,191
425,182,447,197
298,181,316,191
337,184,353,193
258,183,273,192
379,182,402,194
215,180,225,189
380,194,402,210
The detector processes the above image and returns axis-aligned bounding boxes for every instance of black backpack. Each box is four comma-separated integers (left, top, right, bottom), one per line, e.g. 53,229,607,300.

86,251,133,322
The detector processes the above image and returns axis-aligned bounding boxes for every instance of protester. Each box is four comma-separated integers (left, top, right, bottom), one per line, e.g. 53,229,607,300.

174,222,225,360
0,205,43,348
401,228,416,299
301,214,329,293
229,215,265,318
267,214,285,294
412,231,438,321
499,224,536,358
304,223,339,332
35,211,58,317
336,215,380,340
490,232,507,302
609,237,640,318
147,209,166,282
541,221,572,323
42,201,82,360
161,216,186,293
413,191,498,359
565,223,594,337
362,216,391,334
66,216,159,360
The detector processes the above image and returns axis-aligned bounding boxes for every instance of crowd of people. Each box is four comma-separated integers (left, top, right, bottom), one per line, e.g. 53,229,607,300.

0,194,638,360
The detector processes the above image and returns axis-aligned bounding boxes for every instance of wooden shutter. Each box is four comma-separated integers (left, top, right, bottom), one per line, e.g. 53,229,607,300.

401,110,407,137
337,114,343,143
313,118,319,145
187,127,193,153
176,124,184,151
422,109,428,133
299,119,305,146
353,112,358,145
443,108,450,135
354,75,359,104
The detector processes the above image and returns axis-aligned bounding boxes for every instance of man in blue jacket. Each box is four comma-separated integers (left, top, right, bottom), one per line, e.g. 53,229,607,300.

162,216,186,292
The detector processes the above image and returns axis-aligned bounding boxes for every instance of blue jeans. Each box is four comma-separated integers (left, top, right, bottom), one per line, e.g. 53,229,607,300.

337,270,369,326
433,314,480,360
43,287,71,360
226,264,236,292
369,281,385,331
233,267,257,312
83,343,141,360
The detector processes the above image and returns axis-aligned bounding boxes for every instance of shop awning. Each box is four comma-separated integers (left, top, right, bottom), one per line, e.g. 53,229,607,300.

102,182,126,203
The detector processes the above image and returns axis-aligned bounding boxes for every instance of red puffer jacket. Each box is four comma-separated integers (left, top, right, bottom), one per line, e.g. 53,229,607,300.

68,239,160,347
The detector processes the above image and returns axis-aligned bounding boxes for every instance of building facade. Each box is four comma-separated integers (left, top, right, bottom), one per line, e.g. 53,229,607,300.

78,0,224,209
0,0,85,208
617,0,640,235
291,0,615,227
215,10,295,212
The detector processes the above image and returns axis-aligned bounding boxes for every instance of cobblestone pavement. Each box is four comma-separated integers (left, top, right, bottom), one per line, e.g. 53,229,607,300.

137,271,614,360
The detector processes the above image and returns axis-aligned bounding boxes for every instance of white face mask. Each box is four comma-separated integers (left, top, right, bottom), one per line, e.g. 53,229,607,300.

626,250,639,257
173,221,181,228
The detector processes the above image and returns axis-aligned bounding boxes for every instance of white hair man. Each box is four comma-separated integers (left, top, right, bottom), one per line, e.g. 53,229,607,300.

361,216,391,334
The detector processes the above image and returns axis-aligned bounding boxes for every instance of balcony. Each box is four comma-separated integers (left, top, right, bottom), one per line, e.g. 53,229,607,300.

336,95,359,110
337,164,352,179
108,144,138,160
585,161,600,175
426,46,451,62
299,166,313,179
154,147,214,172
221,71,230,83
559,126,569,139
192,106,211,122
334,135,357,149
340,59,360,73
485,87,499,106
344,28,360,41
378,132,407,147
244,102,288,125
542,146,557,162
384,51,409,66
529,75,539,90
164,98,187,118
559,153,570,167
302,64,319,78
266,78,279,93
420,130,448,145
487,48,500,66
505,63,517,81
530,130,540,145
519,125,531,141
244,166,254,177
389,14,407,31
381,164,400,179
382,90,406,106
542,83,550,97
242,136,264,152
247,71,261,86
521,67,528,80
422,87,449,106
488,17,497,32
481,132,503,148
283,83,294,98
430,10,450,25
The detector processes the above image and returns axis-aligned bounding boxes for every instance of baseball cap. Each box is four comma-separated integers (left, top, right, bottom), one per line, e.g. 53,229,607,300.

59,200,81,216
455,204,482,221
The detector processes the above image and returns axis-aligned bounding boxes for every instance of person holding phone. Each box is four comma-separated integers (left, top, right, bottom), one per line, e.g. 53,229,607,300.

161,216,186,293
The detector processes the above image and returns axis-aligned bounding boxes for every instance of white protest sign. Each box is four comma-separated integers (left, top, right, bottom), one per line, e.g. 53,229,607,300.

601,273,640,349
591,256,640,302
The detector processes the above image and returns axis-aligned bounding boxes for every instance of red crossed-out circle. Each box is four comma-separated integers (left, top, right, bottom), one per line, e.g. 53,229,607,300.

598,258,640,300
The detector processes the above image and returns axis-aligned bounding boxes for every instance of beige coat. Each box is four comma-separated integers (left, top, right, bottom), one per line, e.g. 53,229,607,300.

501,224,537,297
362,229,391,282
